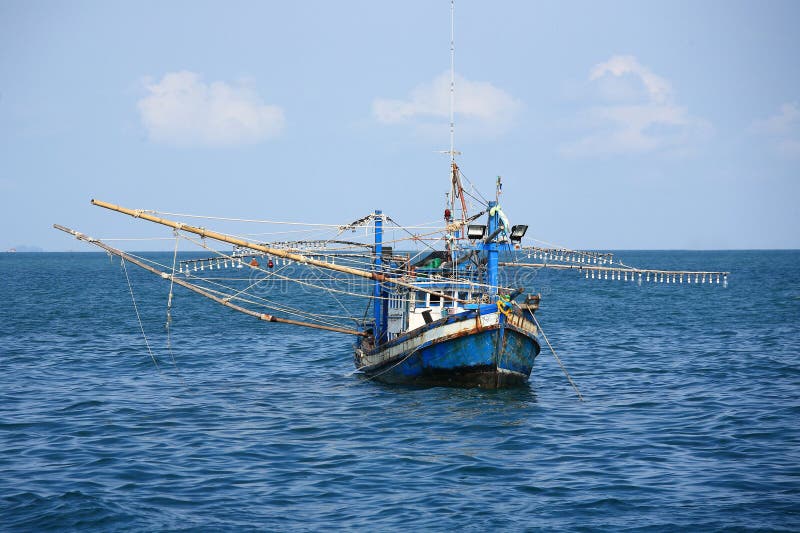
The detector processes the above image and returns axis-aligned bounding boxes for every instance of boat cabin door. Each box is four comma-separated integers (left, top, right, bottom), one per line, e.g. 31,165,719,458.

387,292,407,340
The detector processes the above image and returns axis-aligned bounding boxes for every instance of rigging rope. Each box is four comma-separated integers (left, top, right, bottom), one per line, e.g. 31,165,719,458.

174,234,365,327
165,232,187,386
150,211,344,227
121,257,162,374
121,246,351,327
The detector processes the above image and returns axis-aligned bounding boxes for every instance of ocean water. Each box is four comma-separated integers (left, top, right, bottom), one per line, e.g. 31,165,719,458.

1,250,798,531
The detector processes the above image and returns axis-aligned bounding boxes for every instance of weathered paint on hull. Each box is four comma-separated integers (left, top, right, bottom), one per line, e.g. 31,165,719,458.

355,312,541,389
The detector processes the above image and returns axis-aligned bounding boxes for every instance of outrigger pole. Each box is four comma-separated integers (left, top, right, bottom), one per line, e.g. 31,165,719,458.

53,224,367,337
89,200,469,304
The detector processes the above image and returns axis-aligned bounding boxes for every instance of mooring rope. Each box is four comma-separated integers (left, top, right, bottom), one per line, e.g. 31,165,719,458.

531,315,584,402
347,345,424,385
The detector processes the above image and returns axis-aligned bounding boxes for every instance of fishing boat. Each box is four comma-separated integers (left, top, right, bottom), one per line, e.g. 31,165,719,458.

53,2,729,391
54,164,728,391
56,181,544,389
352,170,542,388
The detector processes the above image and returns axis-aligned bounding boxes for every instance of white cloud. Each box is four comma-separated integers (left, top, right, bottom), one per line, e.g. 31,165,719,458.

372,71,521,136
752,102,800,158
589,55,672,104
138,71,285,146
561,55,711,157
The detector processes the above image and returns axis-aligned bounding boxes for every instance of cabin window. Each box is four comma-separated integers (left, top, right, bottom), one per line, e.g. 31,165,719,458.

415,291,427,308
430,293,441,306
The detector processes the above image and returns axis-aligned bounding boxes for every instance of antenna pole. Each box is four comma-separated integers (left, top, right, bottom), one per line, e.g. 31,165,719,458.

449,0,455,165
445,0,467,237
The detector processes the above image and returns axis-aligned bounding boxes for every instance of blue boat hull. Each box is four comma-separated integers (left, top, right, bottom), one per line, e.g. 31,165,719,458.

355,311,541,388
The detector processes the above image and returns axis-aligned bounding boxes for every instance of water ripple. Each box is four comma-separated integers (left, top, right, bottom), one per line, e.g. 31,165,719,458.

1,251,799,530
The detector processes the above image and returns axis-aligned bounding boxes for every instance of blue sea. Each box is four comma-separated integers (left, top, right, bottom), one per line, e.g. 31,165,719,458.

1,250,799,531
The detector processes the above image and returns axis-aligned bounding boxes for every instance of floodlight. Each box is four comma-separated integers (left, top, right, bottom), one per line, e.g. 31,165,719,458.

510,224,528,242
467,225,487,240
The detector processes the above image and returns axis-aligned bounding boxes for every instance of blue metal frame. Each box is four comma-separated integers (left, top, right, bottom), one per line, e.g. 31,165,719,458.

373,210,385,343
486,201,499,295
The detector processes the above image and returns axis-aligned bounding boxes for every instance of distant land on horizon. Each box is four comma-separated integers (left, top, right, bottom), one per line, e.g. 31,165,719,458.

5,245,44,253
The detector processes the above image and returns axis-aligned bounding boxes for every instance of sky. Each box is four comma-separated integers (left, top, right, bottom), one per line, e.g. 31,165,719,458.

1,0,798,251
